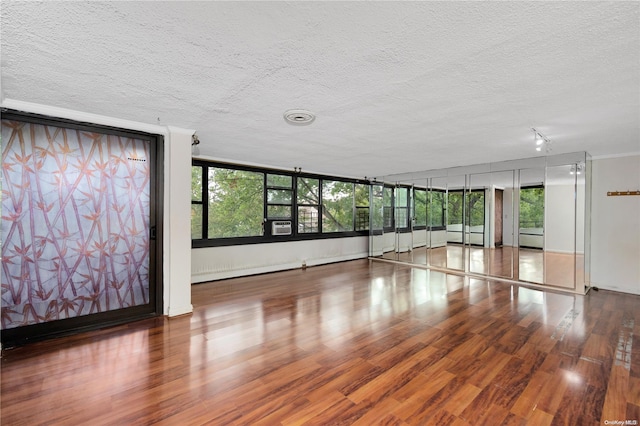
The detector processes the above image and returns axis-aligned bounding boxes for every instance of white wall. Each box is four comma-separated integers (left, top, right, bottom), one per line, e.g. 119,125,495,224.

164,127,195,316
590,155,640,295
192,237,368,283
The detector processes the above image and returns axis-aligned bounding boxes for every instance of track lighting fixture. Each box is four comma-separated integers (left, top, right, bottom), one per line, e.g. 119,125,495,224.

570,163,584,175
532,128,552,153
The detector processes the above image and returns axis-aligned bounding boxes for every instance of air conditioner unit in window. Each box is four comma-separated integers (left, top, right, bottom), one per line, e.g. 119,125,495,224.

272,220,292,236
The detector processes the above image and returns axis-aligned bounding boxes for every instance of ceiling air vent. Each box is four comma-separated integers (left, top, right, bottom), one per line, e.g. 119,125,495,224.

283,109,315,126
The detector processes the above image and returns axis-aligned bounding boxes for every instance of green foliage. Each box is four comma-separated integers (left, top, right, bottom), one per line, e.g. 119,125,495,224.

371,185,384,230
207,168,264,238
448,191,464,225
191,205,203,239
428,191,445,227
355,184,369,231
414,189,427,227
191,167,203,238
267,174,292,188
446,191,484,227
191,166,202,201
192,167,371,238
383,186,393,228
520,187,544,228
467,191,484,227
322,180,354,232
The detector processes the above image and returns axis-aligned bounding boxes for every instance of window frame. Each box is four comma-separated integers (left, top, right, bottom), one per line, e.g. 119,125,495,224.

412,187,428,230
192,159,369,247
394,185,412,233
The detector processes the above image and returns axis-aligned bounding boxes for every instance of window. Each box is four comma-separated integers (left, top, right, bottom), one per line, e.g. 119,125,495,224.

191,166,203,239
395,186,410,231
371,184,384,232
467,190,485,245
467,190,485,228
267,174,293,219
355,184,370,231
428,190,445,228
414,188,427,228
520,186,544,229
322,180,354,233
297,177,320,233
192,160,368,246
383,186,394,231
447,190,464,227
207,167,264,238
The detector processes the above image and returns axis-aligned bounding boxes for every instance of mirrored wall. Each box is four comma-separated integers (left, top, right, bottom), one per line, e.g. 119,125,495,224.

369,152,592,294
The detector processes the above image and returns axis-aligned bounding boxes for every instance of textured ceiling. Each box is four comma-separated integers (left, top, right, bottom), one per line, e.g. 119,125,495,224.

2,1,639,178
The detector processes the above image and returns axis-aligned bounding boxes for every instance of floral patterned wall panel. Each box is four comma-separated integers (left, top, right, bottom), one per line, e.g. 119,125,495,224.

1,120,151,329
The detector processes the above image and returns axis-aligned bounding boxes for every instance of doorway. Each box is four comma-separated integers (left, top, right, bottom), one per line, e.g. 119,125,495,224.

1,111,163,346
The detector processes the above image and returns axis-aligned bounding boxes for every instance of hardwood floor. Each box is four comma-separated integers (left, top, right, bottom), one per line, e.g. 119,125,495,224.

383,245,581,289
2,259,638,425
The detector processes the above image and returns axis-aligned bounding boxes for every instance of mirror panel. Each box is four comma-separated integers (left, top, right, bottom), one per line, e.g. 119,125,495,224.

543,164,576,289
518,167,545,284
371,152,590,294
369,182,385,257
411,181,429,266
444,175,466,271
468,170,515,278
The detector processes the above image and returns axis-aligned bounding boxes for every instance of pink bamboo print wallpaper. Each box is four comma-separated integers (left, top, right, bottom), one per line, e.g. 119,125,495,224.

1,120,151,329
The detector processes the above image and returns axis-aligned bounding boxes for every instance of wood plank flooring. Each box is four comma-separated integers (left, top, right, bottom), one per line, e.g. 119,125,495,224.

383,245,580,289
1,259,638,425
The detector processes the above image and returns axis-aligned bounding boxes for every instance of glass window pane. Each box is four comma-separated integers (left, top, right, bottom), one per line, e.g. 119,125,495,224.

191,166,202,201
267,189,292,204
371,184,384,231
468,191,484,227
383,186,393,229
322,180,354,233
267,174,292,188
191,204,203,239
354,184,369,231
355,184,369,207
355,207,369,231
429,190,445,227
297,178,319,204
448,191,464,226
395,208,408,229
395,187,408,206
415,189,427,227
298,206,319,233
520,187,544,228
268,205,291,219
208,167,264,238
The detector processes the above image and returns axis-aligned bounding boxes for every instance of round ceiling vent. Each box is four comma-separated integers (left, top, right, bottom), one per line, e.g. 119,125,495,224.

284,109,315,126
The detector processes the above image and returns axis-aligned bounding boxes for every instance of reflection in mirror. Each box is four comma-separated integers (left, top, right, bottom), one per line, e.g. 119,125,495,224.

468,170,515,279
369,183,385,257
411,181,429,265
370,152,590,294
543,164,576,288
445,175,466,271
518,168,545,284
576,165,586,290
394,185,412,260
426,176,466,271
380,184,396,260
